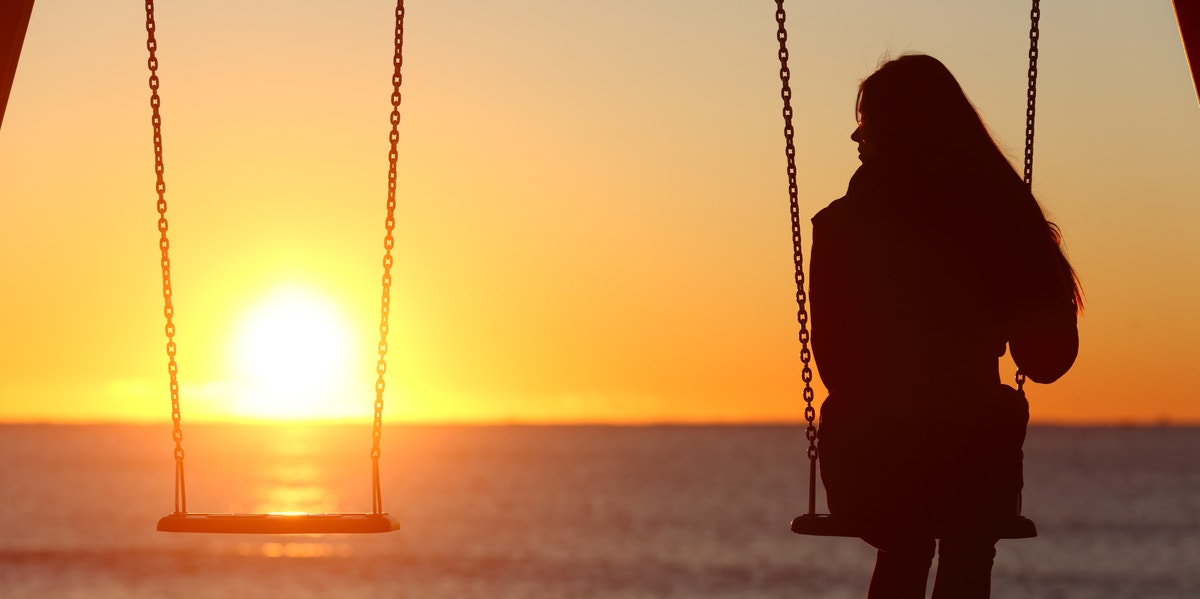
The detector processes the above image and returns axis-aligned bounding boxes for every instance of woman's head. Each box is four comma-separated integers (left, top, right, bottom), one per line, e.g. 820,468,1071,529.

855,54,1083,311
855,54,997,167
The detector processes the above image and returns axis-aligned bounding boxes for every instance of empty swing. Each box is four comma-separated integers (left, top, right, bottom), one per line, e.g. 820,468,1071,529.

777,0,1044,540
148,0,408,535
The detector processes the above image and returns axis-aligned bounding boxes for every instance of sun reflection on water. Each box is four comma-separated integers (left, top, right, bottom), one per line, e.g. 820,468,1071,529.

251,427,341,514
236,542,353,558
235,431,352,559
183,423,381,544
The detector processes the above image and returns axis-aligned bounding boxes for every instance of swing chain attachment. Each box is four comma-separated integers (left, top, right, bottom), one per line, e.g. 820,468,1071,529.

372,0,405,516
1017,0,1041,393
774,0,819,515
145,0,187,516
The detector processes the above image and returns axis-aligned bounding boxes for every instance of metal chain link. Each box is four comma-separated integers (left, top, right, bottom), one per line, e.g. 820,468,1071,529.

1023,0,1040,188
145,0,186,515
372,0,405,515
774,0,818,515
1017,0,1041,393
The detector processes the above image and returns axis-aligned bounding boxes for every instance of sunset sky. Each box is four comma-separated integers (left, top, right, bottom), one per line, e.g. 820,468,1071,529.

1,0,1197,424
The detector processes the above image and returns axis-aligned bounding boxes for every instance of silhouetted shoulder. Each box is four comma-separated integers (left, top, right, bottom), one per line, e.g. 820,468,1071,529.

812,196,851,228
812,165,881,228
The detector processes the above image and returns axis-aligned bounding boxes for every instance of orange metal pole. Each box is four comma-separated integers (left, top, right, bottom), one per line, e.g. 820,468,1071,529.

1177,0,1200,105
1,0,36,131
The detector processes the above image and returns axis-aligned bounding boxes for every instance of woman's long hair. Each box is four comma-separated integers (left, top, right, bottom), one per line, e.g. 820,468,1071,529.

857,54,1082,309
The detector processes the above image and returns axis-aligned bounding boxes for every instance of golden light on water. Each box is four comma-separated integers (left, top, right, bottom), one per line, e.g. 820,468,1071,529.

249,426,341,514
236,542,352,558
255,465,339,515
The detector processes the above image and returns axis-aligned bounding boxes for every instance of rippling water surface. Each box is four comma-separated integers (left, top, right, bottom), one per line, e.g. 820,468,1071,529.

1,424,1197,598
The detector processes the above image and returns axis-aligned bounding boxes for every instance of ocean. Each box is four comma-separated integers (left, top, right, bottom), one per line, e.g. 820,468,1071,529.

0,424,1197,598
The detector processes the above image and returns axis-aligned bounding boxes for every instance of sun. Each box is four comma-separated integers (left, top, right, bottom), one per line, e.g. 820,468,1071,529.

227,286,365,420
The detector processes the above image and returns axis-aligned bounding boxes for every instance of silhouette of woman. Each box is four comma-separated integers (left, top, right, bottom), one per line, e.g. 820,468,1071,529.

810,54,1081,599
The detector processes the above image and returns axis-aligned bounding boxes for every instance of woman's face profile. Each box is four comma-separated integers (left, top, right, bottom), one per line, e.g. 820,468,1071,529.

851,121,876,164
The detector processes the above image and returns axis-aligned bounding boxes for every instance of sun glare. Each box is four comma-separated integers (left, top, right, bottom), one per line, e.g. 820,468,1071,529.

228,286,364,420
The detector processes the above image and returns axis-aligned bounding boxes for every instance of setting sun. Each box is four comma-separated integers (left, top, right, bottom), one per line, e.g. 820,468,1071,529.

227,286,365,420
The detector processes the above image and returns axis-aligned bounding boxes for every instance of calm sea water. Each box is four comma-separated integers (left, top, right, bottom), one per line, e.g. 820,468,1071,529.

0,424,1197,598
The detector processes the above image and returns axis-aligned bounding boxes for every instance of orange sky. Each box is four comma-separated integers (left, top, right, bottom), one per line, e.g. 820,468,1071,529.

1,1,1198,424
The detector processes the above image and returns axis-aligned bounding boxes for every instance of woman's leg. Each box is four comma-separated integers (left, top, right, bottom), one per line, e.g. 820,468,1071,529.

930,536,997,599
864,536,936,599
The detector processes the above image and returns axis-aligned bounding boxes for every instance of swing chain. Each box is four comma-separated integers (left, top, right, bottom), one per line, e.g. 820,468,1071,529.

1017,0,1041,393
1023,0,1039,187
145,0,186,514
372,0,405,515
774,2,818,465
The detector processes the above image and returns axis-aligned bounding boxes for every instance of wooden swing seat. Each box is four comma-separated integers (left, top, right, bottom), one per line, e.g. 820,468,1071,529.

157,512,400,534
791,513,1037,539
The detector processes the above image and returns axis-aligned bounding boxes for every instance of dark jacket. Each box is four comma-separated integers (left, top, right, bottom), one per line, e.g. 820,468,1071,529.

810,163,1078,535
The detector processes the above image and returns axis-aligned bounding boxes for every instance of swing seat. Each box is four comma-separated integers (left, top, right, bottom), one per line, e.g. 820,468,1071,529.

157,512,400,534
790,513,1037,539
